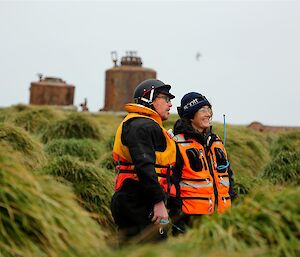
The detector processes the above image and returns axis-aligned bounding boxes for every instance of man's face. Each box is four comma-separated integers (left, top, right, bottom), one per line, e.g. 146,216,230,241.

152,93,173,121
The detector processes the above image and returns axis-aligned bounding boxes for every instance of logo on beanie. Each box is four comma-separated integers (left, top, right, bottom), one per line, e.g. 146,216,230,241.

183,98,199,110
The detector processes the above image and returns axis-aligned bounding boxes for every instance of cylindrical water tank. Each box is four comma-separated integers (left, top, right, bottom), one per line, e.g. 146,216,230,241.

102,53,156,111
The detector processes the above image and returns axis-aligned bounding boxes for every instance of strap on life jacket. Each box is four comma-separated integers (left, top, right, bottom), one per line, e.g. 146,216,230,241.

114,158,175,198
115,156,134,174
115,162,172,173
114,158,173,179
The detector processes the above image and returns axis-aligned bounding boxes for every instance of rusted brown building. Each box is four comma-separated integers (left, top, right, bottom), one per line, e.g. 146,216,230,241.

102,52,156,111
29,76,75,106
248,121,300,132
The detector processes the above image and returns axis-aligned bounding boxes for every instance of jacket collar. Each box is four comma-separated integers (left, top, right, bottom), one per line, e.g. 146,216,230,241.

125,103,162,126
174,118,209,145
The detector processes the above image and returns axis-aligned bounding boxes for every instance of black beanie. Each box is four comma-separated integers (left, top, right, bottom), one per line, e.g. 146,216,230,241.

177,92,211,119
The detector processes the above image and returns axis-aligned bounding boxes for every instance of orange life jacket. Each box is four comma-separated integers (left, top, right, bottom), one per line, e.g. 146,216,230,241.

174,133,231,214
113,103,176,194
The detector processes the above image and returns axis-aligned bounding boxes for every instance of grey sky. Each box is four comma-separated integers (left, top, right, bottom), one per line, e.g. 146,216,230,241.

1,0,299,126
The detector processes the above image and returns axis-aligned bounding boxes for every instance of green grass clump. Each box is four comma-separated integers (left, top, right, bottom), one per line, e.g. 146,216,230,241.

12,107,63,134
0,104,32,123
0,123,46,170
269,131,300,157
233,175,260,197
100,151,115,170
224,125,271,178
11,103,31,112
41,156,115,229
104,134,115,151
98,134,115,170
263,150,300,185
0,143,107,257
262,131,300,185
183,184,300,257
42,113,103,143
105,240,270,257
45,138,102,162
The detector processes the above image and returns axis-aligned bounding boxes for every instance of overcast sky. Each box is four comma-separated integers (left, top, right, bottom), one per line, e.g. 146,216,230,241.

1,0,299,126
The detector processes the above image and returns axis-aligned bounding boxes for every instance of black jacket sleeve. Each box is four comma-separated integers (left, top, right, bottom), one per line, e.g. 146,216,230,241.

228,167,238,201
122,118,166,205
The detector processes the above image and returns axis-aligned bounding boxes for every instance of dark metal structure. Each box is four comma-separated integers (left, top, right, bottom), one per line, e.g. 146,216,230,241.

29,76,75,106
101,51,156,111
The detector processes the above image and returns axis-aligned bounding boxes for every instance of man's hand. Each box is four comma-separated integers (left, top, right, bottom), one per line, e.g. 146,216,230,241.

151,200,169,225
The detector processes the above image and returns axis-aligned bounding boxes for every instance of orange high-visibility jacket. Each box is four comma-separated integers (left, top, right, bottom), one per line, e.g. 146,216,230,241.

174,133,231,214
113,103,176,193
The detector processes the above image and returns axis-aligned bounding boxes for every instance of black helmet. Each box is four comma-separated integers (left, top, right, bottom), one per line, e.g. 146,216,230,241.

133,79,175,106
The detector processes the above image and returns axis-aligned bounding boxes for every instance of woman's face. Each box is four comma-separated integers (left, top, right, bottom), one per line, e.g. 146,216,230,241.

191,105,213,132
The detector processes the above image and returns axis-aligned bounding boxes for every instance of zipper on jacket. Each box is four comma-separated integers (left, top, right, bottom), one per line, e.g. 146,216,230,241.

205,147,218,212
201,156,208,170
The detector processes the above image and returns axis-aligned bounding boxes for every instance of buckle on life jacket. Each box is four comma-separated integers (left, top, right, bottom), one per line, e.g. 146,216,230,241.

115,164,120,174
208,198,213,213
219,176,230,187
156,164,174,199
116,155,121,175
166,164,173,197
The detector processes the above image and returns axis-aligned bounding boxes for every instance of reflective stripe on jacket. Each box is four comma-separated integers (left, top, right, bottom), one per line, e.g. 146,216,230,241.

113,103,176,193
174,133,231,214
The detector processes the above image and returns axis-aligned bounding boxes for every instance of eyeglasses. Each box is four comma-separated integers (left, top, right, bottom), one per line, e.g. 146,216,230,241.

198,106,213,114
156,95,172,103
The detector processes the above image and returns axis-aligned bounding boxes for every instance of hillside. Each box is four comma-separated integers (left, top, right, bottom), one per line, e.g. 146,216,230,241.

0,105,299,257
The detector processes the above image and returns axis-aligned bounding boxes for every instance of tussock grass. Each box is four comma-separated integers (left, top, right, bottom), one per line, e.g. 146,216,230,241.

269,131,300,157
1,106,298,256
98,134,115,170
41,156,115,229
42,113,103,143
105,134,115,151
0,143,107,257
100,151,115,170
92,112,124,135
262,131,300,185
216,124,271,177
0,104,32,123
106,241,270,257
0,123,46,170
13,107,63,134
263,150,300,185
184,184,300,257
45,138,102,162
11,103,31,112
233,175,260,197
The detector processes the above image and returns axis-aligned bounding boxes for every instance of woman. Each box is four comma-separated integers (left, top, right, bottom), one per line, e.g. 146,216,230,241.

170,92,237,233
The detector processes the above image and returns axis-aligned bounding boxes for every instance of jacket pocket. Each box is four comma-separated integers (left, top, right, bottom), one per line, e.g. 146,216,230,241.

181,193,214,215
217,195,231,214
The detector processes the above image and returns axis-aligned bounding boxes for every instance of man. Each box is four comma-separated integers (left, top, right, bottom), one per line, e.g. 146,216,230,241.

111,79,176,244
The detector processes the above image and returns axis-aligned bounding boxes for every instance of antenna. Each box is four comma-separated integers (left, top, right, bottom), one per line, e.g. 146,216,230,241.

111,51,118,67
223,114,227,147
37,73,43,81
